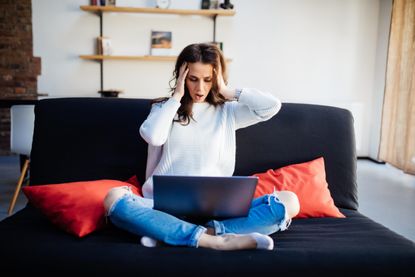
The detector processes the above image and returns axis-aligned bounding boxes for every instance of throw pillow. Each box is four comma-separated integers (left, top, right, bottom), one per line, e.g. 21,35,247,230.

253,157,345,218
23,179,141,237
125,174,143,196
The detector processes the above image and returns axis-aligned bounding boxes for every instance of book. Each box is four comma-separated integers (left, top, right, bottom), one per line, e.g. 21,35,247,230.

97,36,113,55
150,31,172,56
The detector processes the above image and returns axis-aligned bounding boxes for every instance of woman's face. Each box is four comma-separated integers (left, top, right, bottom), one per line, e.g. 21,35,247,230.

185,62,213,103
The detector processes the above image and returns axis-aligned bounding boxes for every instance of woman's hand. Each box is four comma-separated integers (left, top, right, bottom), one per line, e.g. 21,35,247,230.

216,63,236,100
173,63,189,101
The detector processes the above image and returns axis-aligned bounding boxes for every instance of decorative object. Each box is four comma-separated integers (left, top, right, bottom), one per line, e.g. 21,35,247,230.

22,179,141,237
209,0,219,9
156,0,170,9
98,89,122,97
97,36,113,56
150,30,172,56
220,0,234,9
201,0,210,9
253,157,345,218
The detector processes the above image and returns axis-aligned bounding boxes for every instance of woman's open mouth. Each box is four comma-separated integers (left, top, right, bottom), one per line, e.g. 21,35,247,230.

195,94,204,100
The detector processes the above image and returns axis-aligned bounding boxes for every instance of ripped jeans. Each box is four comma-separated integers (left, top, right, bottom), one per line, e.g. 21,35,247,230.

106,187,291,248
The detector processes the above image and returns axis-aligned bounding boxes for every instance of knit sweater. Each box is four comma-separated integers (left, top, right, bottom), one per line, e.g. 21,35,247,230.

139,88,282,199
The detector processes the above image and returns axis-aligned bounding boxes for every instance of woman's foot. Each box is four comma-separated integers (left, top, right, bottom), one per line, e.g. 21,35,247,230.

247,232,274,250
198,232,274,251
140,236,158,247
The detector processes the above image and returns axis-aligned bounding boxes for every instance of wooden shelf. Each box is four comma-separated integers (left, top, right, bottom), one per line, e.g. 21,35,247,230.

80,5,236,17
80,55,232,62
80,55,177,61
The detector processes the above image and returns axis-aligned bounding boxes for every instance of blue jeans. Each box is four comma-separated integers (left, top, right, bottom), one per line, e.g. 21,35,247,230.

107,190,290,248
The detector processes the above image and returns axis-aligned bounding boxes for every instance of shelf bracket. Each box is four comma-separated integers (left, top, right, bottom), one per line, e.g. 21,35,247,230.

213,15,217,42
99,11,103,91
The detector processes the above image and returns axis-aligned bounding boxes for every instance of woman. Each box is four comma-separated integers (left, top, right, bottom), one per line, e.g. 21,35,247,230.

104,43,300,251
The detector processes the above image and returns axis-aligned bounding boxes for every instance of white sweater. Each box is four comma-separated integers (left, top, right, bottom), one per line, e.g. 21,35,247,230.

139,88,282,199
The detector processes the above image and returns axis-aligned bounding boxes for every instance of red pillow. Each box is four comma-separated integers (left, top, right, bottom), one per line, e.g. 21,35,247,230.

23,179,142,237
125,174,142,195
253,157,345,218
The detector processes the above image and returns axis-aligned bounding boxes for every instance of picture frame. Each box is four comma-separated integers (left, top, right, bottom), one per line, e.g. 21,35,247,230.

209,0,219,9
105,0,116,6
150,31,172,56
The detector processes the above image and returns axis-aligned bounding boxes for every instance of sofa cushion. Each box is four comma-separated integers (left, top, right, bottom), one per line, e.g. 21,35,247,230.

253,157,345,218
0,207,414,276
22,179,141,237
235,103,358,210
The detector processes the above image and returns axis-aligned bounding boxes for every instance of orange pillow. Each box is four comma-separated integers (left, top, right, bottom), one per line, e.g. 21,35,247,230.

23,179,142,237
253,157,345,218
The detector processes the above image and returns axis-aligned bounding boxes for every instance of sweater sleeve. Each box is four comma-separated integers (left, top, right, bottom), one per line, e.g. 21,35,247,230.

232,88,282,130
139,97,181,146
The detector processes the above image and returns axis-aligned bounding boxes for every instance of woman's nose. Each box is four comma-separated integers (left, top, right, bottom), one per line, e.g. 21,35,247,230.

197,81,204,91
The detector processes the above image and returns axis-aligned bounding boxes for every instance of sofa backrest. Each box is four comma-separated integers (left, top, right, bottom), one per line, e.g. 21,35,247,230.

30,98,358,210
30,98,151,187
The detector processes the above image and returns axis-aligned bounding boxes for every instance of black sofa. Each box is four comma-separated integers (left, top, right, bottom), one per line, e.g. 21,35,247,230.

1,97,414,276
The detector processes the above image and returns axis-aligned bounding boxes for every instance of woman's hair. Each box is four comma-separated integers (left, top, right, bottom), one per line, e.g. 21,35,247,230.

152,43,228,125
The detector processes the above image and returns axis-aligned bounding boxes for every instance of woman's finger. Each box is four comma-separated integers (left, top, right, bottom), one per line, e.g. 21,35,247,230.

179,62,187,77
175,63,189,97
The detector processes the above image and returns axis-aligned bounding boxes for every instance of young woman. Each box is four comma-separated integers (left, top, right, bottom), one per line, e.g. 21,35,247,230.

104,43,300,251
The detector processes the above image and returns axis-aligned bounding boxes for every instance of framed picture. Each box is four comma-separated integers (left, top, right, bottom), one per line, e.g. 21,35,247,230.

150,31,172,56
97,36,113,55
209,0,219,9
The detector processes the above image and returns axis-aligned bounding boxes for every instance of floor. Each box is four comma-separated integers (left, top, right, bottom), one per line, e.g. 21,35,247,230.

0,155,414,242
356,159,415,242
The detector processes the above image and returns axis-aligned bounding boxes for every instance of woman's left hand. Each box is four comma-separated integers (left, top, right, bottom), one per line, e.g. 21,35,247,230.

216,64,236,100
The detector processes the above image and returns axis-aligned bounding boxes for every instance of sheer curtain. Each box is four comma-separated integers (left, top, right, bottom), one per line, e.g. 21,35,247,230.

379,0,415,174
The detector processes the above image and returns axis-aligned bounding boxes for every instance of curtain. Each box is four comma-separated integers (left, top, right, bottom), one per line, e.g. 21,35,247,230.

379,0,415,174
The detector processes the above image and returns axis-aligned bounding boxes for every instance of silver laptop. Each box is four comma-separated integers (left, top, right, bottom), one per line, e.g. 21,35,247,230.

153,175,258,221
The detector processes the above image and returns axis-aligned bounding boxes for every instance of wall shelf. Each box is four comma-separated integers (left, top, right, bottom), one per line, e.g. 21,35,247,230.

80,5,235,91
80,55,232,62
80,5,236,17
80,55,177,61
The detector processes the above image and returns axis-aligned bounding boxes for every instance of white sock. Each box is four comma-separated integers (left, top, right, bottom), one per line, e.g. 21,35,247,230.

248,232,274,250
140,236,158,247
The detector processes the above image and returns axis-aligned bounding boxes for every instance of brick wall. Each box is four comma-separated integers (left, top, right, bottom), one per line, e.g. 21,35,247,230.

0,0,41,155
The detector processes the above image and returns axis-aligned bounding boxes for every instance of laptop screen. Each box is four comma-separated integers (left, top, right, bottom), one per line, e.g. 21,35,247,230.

153,175,258,221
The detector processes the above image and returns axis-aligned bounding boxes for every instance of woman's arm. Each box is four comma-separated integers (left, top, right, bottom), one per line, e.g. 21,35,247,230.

139,98,181,146
216,65,281,129
140,63,188,146
232,88,282,130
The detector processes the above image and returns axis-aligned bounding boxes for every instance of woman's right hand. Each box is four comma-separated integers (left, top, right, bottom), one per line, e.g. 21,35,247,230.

172,62,189,101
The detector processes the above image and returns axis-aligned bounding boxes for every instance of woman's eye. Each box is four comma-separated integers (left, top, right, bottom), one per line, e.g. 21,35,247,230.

205,79,212,82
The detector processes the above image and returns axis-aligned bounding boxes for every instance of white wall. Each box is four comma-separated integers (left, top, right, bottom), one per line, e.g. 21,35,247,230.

32,0,392,157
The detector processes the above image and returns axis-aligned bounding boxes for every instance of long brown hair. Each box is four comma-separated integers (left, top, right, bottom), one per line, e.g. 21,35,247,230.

152,43,228,125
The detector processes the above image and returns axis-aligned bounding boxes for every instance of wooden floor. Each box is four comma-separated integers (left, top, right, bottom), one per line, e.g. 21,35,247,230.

0,155,414,242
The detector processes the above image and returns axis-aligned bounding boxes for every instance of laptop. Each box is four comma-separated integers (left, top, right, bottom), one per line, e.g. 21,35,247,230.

153,175,258,221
